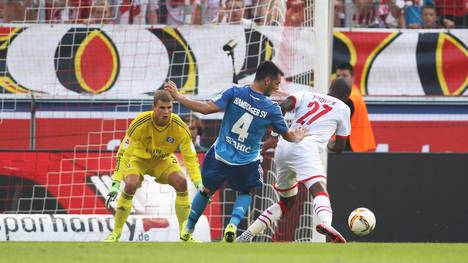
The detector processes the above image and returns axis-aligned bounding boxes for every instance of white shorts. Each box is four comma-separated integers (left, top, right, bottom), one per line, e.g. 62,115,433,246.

273,140,327,197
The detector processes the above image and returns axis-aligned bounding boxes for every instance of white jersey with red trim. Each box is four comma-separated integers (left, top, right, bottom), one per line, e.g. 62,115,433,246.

285,91,351,150
273,91,351,196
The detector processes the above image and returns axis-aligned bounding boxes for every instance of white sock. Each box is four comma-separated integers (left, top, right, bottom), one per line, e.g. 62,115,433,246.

313,193,333,225
247,202,283,235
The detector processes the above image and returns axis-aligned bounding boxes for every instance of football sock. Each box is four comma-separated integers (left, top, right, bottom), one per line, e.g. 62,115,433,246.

247,201,284,235
313,192,333,225
186,191,210,230
113,191,134,236
175,191,191,232
229,193,252,226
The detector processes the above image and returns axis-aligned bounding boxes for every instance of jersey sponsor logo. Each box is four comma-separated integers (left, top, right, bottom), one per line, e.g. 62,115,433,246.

233,97,268,118
151,148,170,159
166,136,175,143
225,135,252,153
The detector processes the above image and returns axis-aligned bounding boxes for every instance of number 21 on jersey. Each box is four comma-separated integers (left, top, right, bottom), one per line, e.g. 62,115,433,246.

296,101,332,125
232,112,253,142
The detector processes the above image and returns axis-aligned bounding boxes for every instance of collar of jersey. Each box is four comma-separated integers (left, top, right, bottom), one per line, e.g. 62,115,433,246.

248,86,264,98
151,112,171,132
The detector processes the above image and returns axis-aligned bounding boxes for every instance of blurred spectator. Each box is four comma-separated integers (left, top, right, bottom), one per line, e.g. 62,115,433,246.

30,0,68,23
376,0,405,28
352,0,375,27
117,0,158,24
193,0,221,24
284,0,305,26
0,1,4,23
251,0,284,25
402,0,424,28
68,0,92,22
181,114,209,152
165,0,194,25
335,0,345,26
435,0,468,28
3,0,38,22
83,0,113,23
217,0,254,25
335,63,376,152
418,3,442,27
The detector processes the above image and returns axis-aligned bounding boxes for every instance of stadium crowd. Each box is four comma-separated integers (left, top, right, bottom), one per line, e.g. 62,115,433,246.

0,0,466,28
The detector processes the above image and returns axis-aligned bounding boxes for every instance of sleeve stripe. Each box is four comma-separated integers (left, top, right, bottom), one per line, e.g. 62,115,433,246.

172,119,192,139
128,114,151,136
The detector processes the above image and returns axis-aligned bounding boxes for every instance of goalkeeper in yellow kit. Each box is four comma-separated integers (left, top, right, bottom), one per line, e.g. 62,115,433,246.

104,90,203,242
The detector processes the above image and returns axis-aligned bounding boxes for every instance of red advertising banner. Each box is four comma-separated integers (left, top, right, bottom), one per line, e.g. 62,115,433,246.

2,118,468,152
0,151,222,239
373,121,468,152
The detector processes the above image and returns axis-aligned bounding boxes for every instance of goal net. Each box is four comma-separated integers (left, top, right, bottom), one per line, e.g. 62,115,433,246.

0,0,330,242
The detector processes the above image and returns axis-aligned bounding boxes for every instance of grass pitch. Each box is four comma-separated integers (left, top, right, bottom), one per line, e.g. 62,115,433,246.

1,242,467,263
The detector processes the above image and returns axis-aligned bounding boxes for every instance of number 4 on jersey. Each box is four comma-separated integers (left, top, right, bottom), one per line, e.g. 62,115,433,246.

232,112,253,142
296,101,332,125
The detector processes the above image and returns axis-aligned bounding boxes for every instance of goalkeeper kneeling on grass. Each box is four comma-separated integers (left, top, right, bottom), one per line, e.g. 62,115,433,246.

104,90,203,242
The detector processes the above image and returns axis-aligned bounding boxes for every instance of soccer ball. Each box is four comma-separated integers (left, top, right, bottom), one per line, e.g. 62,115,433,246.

348,207,376,236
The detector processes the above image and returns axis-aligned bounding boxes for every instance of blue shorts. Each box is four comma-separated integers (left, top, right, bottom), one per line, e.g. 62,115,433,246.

201,147,263,192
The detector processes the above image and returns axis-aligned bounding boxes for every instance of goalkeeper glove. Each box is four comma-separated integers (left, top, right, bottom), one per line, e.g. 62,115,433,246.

105,180,121,210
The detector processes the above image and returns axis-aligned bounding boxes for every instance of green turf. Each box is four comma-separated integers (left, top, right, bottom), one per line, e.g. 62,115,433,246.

1,242,467,263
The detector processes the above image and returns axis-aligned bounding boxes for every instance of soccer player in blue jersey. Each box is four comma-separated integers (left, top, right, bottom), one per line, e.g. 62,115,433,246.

165,61,308,242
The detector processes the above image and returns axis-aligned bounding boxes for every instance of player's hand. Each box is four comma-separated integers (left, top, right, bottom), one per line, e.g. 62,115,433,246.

105,180,121,210
261,136,279,154
292,127,310,142
164,80,180,100
443,18,455,29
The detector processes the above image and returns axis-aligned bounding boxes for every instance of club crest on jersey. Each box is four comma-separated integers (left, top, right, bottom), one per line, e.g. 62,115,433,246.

123,138,130,148
166,136,175,143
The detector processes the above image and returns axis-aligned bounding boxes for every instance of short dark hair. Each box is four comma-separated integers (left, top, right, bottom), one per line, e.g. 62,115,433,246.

329,78,351,99
254,61,284,82
336,63,354,76
153,90,173,105
422,3,436,12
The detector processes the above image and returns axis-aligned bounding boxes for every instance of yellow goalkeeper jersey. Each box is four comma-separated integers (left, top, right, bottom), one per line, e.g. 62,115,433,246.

115,111,201,183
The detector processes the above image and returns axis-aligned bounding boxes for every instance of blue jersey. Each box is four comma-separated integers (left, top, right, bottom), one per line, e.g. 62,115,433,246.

211,84,288,165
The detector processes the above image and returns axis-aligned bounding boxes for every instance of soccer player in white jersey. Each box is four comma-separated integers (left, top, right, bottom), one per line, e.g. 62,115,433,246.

237,78,352,243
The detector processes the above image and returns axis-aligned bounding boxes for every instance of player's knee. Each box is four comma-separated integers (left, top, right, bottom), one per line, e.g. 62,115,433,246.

171,176,187,192
124,175,141,194
124,182,139,195
310,182,327,197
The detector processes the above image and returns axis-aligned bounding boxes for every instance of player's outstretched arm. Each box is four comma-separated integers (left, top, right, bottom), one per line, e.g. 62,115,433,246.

281,127,309,143
327,136,348,153
164,80,220,115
